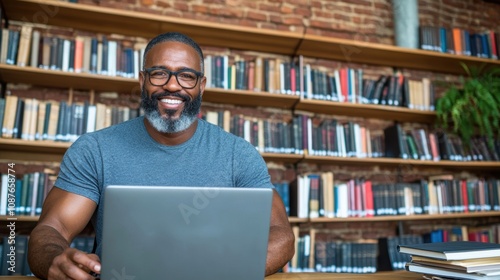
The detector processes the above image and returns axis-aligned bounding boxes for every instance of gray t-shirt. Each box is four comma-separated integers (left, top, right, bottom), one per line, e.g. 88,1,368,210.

55,116,273,256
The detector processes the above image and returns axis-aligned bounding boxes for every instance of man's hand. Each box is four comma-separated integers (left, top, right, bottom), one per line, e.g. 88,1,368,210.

47,248,101,280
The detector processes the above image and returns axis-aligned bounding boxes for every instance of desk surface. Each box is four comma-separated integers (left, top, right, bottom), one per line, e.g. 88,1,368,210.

0,271,424,279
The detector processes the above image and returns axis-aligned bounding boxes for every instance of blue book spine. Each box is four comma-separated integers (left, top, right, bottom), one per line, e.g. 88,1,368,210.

439,27,447,53
481,34,490,58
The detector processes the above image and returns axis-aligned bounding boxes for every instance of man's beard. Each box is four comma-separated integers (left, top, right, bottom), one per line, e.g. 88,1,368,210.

140,86,202,133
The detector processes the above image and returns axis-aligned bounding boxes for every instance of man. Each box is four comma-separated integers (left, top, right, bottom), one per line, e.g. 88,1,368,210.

27,32,295,280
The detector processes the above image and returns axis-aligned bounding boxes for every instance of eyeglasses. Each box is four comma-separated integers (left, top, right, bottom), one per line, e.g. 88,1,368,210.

143,67,203,89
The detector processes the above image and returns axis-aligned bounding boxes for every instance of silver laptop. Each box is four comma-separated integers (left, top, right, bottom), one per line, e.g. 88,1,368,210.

100,185,273,280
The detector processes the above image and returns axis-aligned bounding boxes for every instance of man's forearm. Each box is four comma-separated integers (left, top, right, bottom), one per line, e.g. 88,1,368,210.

28,224,70,279
265,225,295,276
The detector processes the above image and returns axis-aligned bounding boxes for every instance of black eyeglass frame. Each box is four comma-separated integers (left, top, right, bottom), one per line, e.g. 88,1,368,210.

142,67,204,89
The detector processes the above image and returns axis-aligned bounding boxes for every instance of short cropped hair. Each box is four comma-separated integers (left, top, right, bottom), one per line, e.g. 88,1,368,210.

143,32,204,73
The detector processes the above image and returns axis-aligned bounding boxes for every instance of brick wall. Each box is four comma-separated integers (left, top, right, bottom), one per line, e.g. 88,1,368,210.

81,0,500,43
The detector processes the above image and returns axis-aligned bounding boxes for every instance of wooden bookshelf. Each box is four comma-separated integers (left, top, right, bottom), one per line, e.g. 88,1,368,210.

1,1,500,276
295,99,436,123
5,0,500,76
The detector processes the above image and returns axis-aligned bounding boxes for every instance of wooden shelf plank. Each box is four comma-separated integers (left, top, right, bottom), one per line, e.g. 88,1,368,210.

2,138,499,170
5,0,302,56
303,155,500,170
295,99,436,123
0,215,305,224
0,215,39,222
261,153,303,164
203,88,299,109
0,138,71,153
0,138,304,164
305,211,500,223
298,34,500,75
0,138,69,162
0,64,139,92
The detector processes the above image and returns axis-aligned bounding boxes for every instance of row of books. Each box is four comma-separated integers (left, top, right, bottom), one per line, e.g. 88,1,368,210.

0,96,140,142
284,172,500,219
205,55,436,111
419,26,499,59
423,223,500,244
384,123,500,162
290,230,500,275
1,25,145,78
0,234,93,276
0,172,56,216
205,110,500,162
289,232,378,273
306,116,499,162
305,117,384,159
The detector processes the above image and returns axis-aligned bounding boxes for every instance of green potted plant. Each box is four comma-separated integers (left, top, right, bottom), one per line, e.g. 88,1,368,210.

435,63,500,148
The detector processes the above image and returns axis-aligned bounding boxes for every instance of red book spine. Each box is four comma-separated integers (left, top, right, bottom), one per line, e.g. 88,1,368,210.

490,31,498,59
364,180,375,217
461,179,469,213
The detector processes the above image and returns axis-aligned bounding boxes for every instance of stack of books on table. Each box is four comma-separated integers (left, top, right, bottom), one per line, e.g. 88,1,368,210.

397,241,500,280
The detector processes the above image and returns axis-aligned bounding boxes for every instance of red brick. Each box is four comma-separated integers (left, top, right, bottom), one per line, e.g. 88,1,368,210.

141,0,154,6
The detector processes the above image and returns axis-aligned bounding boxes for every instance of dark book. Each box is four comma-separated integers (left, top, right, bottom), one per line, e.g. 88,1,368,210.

386,75,398,106
6,29,20,65
371,75,388,104
89,37,98,73
398,241,500,260
101,36,108,75
377,236,401,271
361,79,376,104
402,77,411,108
384,123,409,159
12,98,24,139
0,98,5,135
437,132,453,160
56,38,64,70
393,73,404,106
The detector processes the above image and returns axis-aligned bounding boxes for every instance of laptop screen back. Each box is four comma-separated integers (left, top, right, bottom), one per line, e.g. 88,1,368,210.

100,185,273,280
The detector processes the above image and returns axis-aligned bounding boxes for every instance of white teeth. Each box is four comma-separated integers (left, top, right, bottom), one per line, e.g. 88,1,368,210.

160,98,183,104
